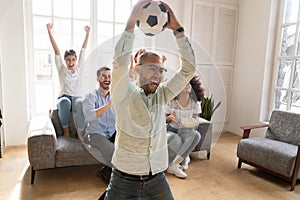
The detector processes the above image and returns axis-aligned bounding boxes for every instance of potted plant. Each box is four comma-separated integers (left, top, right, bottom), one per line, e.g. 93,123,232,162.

200,95,221,121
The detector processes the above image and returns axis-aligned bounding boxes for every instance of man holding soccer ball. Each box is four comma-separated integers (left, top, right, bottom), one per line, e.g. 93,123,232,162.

102,0,196,199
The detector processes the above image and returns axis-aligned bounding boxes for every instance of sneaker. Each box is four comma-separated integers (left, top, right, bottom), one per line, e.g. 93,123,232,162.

181,156,190,170
167,164,187,178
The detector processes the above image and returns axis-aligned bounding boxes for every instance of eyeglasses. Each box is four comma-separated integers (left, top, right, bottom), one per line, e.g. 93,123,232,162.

138,63,167,74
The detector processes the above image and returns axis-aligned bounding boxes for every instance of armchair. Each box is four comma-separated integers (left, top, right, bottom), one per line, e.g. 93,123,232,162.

236,110,300,191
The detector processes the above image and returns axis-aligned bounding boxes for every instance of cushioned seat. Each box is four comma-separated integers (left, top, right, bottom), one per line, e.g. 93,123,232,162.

237,110,300,191
238,138,298,177
27,109,103,184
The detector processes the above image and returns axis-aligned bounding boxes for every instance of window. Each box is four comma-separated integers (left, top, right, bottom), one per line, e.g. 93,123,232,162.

273,0,300,113
27,0,138,117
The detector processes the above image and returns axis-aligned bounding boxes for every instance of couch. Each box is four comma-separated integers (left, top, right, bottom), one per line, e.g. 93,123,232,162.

27,109,212,184
193,117,212,159
237,110,300,191
27,109,103,184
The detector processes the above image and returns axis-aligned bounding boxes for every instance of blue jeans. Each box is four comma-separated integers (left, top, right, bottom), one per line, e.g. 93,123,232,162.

167,125,201,162
72,97,86,132
57,95,84,129
104,169,174,200
56,95,72,128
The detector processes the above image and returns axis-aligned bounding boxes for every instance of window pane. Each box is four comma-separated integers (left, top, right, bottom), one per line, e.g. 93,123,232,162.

115,23,126,36
297,29,300,55
115,0,131,23
32,0,51,15
293,59,300,89
35,84,55,113
276,59,292,88
53,0,71,18
74,0,90,19
274,90,288,110
33,16,52,49
53,18,72,51
291,91,300,112
97,22,113,47
280,25,296,56
98,0,114,21
34,51,53,79
73,20,91,51
283,0,300,23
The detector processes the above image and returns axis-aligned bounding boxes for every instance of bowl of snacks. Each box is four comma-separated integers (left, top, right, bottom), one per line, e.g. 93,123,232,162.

181,117,199,128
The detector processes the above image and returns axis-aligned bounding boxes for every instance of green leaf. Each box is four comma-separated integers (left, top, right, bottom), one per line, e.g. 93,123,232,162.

199,95,221,121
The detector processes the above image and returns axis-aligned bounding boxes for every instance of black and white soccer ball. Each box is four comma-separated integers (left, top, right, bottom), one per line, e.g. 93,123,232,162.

136,1,168,36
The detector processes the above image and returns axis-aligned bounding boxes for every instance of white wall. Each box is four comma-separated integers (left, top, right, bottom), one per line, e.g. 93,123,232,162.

228,0,275,136
0,0,278,145
0,0,29,146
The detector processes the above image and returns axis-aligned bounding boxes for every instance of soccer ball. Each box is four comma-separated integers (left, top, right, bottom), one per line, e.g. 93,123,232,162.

136,1,168,36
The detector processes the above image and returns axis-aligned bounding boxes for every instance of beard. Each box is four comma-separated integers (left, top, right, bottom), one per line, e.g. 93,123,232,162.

138,73,161,95
140,81,159,95
100,81,110,90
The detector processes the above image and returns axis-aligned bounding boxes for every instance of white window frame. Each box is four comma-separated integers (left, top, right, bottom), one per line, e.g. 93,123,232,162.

270,0,300,114
25,0,137,118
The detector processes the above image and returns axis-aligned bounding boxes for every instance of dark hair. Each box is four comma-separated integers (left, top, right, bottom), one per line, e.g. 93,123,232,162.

190,75,205,102
64,49,77,59
137,52,160,65
134,49,146,63
97,66,110,77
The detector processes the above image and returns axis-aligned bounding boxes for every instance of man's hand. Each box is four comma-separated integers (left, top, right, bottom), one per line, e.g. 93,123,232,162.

125,0,151,32
160,1,182,31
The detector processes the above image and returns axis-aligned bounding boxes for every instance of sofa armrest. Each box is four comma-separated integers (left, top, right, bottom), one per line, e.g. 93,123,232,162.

27,117,57,170
194,117,212,152
240,123,269,139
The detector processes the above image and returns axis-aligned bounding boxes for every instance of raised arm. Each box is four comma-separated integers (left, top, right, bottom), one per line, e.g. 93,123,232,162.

161,1,184,38
81,25,91,49
125,0,151,32
161,1,196,102
46,23,60,55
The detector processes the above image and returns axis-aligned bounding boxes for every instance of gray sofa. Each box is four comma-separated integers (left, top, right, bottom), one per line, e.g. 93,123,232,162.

193,117,212,159
237,110,300,191
27,110,212,184
27,109,102,184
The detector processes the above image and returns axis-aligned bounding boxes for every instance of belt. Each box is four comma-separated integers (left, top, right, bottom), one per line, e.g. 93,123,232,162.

114,169,157,181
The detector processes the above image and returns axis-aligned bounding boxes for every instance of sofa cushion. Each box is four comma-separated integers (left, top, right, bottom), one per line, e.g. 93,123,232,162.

55,137,100,167
265,110,300,145
237,137,298,177
49,109,77,138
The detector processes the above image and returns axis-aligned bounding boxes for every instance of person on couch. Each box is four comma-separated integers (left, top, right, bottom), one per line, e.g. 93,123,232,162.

166,75,204,179
82,66,115,183
46,23,91,138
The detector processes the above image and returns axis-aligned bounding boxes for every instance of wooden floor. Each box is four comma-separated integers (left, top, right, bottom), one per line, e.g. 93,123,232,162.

1,132,299,200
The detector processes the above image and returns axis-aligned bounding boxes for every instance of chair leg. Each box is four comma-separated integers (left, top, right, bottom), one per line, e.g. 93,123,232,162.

206,150,210,160
290,181,296,191
31,167,36,184
237,158,242,168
